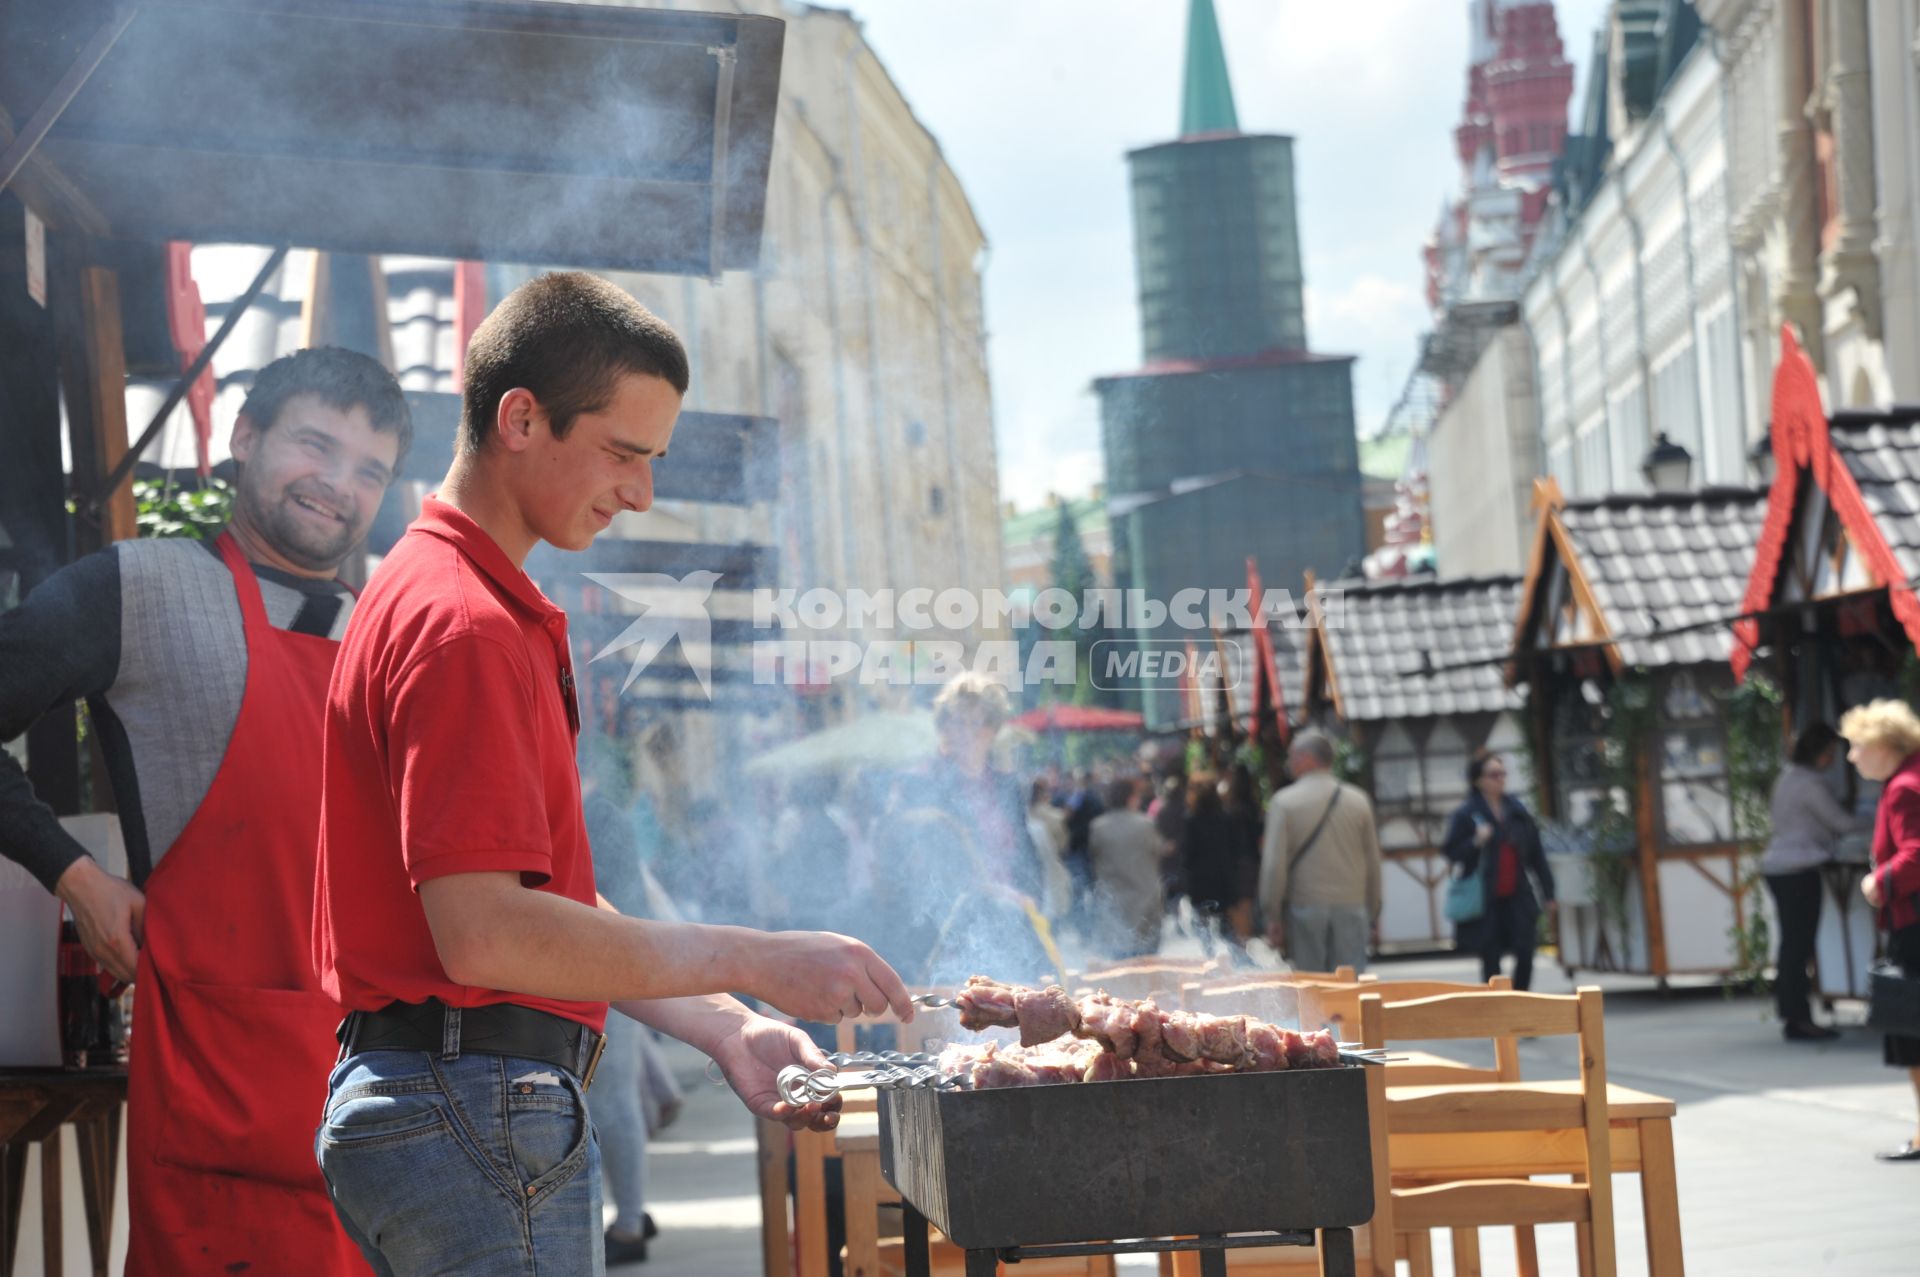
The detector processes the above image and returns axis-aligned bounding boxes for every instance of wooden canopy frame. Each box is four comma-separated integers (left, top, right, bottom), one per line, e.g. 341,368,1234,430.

1506,476,1620,682
1732,324,1920,680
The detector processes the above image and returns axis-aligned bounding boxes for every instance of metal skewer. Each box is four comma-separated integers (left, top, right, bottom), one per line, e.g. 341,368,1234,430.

911,994,955,1009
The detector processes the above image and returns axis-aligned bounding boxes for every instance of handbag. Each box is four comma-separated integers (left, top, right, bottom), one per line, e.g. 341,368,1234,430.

1444,811,1492,925
1868,882,1920,1036
1444,867,1485,925
1867,963,1920,1037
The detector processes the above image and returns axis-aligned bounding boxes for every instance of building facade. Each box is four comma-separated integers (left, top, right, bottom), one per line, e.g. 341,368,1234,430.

1523,3,1752,499
1705,0,1920,412
1429,324,1541,574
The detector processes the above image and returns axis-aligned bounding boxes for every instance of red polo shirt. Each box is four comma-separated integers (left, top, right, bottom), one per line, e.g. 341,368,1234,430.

314,496,606,1031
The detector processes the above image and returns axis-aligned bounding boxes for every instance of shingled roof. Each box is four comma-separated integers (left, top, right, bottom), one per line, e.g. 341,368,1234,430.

1306,575,1524,722
1734,326,1920,677
1554,486,1769,668
1826,410,1920,583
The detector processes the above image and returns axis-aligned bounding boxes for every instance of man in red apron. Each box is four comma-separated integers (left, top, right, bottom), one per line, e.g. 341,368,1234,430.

0,347,409,1273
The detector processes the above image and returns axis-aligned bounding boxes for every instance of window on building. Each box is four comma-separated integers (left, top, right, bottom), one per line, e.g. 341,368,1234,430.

1552,683,1630,845
929,485,946,516
1654,669,1734,847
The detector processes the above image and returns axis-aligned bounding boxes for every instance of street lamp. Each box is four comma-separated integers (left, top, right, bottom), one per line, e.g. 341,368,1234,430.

1641,433,1693,494
1748,425,1776,487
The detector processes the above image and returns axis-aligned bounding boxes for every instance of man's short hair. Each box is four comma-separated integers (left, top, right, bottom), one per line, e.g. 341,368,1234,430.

1289,730,1335,769
460,271,690,454
239,346,412,461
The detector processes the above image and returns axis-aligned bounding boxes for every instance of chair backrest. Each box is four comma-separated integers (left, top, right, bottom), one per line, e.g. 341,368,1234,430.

1184,979,1305,1025
1177,967,1369,1011
1300,975,1518,1077
1286,964,1361,984
1078,960,1223,1002
1356,986,1615,1277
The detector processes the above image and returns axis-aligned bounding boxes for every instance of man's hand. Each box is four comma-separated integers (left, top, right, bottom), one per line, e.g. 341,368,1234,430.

1265,919,1286,957
54,858,145,983
1863,873,1885,909
746,932,913,1025
707,1014,842,1132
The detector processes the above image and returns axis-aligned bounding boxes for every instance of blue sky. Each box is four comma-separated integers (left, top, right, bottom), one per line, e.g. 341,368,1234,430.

849,0,1612,510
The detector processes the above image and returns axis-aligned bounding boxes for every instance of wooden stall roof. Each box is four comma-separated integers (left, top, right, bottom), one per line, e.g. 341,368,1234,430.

1303,573,1523,723
3,0,784,275
1510,476,1767,679
1733,325,1920,679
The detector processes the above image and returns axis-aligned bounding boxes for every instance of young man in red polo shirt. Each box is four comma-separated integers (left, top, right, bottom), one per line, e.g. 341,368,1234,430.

313,272,911,1274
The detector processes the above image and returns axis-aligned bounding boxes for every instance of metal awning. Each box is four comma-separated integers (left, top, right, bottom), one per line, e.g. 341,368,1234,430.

2,0,784,275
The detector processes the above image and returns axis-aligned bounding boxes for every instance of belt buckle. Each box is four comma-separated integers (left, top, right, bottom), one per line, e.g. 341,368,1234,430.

580,1031,608,1092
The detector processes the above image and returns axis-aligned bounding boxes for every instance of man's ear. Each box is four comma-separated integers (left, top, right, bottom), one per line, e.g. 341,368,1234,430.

229,411,261,464
494,388,540,454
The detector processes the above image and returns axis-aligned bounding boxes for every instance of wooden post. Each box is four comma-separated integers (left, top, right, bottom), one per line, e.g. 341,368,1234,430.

1,199,80,817
51,235,135,551
1634,735,1669,978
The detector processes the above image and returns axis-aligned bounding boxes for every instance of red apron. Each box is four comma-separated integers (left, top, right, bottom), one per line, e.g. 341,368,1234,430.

125,533,366,1275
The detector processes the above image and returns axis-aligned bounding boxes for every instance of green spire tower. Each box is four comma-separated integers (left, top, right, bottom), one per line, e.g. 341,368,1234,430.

1098,0,1362,729
1181,0,1240,137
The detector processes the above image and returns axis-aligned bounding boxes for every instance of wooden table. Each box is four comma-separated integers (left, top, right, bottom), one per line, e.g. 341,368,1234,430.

1385,1080,1683,1277
835,1110,894,1277
793,1090,882,1277
0,1069,127,1277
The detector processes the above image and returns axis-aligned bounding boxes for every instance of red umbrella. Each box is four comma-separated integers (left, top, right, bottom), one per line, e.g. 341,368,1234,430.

1011,703,1145,733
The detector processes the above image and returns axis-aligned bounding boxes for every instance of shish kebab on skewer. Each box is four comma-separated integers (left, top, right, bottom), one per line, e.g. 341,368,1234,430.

936,974,1342,1081
779,976,1366,1103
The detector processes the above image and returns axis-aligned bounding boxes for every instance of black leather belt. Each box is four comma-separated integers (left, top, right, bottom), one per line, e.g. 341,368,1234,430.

337,999,606,1091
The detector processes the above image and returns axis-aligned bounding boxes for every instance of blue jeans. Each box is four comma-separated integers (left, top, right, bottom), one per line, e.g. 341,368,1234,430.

316,1049,603,1275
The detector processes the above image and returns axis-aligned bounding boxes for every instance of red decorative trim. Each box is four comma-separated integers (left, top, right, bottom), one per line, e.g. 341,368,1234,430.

1733,326,1920,679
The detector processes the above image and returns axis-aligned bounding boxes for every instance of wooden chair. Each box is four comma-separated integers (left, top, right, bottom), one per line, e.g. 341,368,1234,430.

1178,967,1364,1011
1077,959,1225,1002
1359,987,1616,1277
791,997,959,1277
1299,976,1517,1087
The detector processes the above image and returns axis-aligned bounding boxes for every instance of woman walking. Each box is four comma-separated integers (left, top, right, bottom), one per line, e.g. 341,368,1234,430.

1838,700,1920,1161
1441,751,1556,990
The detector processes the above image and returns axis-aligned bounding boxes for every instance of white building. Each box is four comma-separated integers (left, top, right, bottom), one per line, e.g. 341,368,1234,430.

1523,5,1751,498
1705,0,1920,411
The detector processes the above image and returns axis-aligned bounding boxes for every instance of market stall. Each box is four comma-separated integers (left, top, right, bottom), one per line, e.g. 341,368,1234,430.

0,1,786,1266
1300,572,1528,950
1509,477,1769,983
1732,327,1920,1002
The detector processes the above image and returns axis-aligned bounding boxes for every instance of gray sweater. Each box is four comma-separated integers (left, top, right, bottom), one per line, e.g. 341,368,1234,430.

1760,763,1867,874
1,536,352,890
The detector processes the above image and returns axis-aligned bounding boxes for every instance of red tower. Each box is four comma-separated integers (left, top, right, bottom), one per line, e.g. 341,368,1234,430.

1426,0,1574,313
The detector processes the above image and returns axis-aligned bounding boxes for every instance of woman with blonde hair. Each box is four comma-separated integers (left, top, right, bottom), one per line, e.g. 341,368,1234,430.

885,673,1050,982
1838,698,1920,1161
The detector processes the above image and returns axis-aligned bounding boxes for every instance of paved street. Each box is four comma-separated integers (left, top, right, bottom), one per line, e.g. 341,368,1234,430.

622,948,1918,1277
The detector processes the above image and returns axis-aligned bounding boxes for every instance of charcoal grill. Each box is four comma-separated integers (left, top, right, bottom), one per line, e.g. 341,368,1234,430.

875,1057,1375,1276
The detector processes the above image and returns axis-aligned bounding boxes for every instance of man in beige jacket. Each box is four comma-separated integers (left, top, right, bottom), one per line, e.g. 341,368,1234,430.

1259,731,1383,972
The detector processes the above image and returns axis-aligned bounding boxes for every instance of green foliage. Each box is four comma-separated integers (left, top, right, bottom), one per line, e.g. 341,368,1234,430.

1332,736,1366,786
1722,673,1786,997
134,477,233,540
